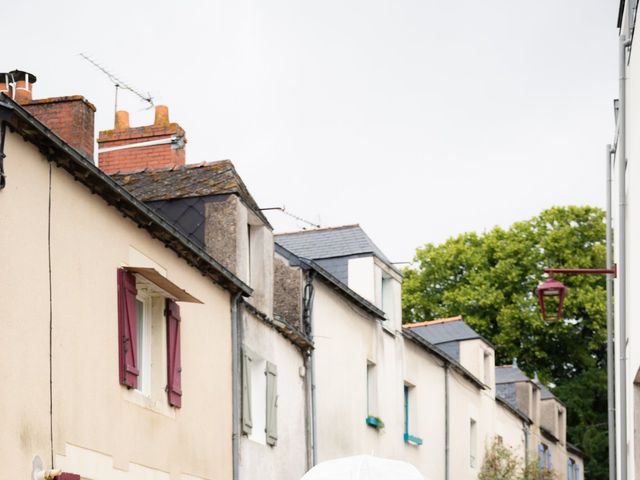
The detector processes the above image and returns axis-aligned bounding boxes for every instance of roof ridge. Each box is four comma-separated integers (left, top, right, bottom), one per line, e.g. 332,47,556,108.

402,315,464,329
275,224,361,236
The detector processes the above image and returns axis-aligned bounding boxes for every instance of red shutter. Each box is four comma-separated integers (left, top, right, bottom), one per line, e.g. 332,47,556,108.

117,268,139,388
59,473,81,480
166,299,182,408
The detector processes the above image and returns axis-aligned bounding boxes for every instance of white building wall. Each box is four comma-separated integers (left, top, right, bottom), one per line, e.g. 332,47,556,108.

240,310,307,480
616,7,640,479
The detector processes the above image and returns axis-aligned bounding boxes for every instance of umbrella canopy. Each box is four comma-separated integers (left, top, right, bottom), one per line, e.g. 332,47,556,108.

301,455,425,480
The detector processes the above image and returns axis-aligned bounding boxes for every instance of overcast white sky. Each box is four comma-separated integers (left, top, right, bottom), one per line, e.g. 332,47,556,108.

5,0,618,262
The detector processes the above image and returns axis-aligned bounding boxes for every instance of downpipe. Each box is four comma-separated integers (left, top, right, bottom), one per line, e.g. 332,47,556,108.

618,31,631,480
606,144,617,480
444,364,450,480
231,293,243,480
303,270,317,468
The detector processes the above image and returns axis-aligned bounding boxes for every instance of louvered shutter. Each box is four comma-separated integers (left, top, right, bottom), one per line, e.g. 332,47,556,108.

117,269,139,389
166,299,182,408
241,349,253,435
575,464,580,480
546,449,552,470
265,361,278,446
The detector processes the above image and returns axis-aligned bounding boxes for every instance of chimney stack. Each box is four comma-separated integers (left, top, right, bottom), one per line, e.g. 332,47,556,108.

1,69,96,159
97,105,187,174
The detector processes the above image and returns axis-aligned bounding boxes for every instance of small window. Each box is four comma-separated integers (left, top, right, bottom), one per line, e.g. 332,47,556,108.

483,350,492,386
470,418,478,468
367,361,377,416
242,348,278,446
403,383,422,446
117,268,188,409
538,443,551,470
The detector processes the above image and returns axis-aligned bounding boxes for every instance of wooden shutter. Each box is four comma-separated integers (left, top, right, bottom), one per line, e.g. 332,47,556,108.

241,349,253,435
59,474,81,480
265,361,278,446
166,299,182,408
117,268,139,389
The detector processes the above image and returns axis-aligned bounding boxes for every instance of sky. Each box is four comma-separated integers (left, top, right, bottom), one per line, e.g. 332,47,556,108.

4,0,619,263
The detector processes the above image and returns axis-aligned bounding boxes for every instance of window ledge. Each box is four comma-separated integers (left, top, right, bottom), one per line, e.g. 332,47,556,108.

404,433,423,446
365,415,385,430
123,388,176,419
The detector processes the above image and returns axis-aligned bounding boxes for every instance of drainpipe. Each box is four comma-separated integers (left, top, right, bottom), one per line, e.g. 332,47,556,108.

0,121,6,190
618,28,631,480
444,364,450,480
231,293,243,480
606,144,617,480
302,270,317,467
523,421,530,467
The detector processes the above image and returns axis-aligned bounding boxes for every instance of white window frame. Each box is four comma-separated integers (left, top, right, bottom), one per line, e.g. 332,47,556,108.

135,292,153,397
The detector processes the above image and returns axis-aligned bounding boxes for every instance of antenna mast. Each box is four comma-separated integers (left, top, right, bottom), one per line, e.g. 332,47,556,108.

79,53,154,115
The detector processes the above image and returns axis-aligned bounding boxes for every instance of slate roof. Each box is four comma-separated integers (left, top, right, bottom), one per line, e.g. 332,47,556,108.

111,160,269,226
275,225,399,274
404,317,485,346
539,383,556,400
495,365,531,384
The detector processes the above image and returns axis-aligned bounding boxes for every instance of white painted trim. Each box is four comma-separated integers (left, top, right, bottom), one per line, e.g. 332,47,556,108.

98,136,176,153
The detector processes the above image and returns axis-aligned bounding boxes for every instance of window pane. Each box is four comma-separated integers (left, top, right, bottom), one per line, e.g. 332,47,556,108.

136,299,144,388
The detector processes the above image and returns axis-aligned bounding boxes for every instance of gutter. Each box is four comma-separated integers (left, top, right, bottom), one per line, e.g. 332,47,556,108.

0,96,251,296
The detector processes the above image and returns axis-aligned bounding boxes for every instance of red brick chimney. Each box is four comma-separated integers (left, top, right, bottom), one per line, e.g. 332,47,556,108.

1,70,96,159
97,105,187,174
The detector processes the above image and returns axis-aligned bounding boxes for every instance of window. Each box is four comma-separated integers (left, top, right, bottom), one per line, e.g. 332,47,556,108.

117,267,196,409
403,383,422,445
538,443,551,471
365,361,383,429
567,458,579,480
483,350,492,386
367,361,377,416
242,348,278,446
469,418,478,468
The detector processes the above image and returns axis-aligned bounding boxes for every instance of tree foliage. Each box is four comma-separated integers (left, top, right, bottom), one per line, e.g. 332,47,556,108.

403,206,607,479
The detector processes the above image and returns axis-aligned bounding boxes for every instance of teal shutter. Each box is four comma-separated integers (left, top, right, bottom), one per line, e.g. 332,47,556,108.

265,361,278,446
241,349,253,435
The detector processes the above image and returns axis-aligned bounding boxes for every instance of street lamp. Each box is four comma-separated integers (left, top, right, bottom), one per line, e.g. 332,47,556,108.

535,267,617,321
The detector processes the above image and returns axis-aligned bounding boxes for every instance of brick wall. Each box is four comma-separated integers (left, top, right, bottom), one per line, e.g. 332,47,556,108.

21,96,96,160
97,106,187,174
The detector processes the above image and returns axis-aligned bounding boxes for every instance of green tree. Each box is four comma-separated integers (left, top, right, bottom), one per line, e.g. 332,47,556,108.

403,206,607,479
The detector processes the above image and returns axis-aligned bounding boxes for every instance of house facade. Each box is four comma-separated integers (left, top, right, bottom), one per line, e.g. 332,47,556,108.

0,76,249,479
275,227,584,480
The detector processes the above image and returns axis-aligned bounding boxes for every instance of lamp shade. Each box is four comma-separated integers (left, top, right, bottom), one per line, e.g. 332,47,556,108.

535,277,567,321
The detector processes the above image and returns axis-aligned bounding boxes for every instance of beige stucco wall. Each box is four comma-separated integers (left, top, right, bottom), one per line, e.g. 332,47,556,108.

0,131,233,479
240,308,308,480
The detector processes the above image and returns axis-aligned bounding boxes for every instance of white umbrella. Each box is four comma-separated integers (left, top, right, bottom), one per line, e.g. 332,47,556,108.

301,455,425,480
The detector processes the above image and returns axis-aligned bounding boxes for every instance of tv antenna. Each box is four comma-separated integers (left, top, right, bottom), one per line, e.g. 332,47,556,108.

79,53,154,115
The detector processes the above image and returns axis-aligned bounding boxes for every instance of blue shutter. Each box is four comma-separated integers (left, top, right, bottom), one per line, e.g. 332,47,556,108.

404,385,409,435
546,448,552,469
575,464,580,480
537,444,545,469
567,460,573,480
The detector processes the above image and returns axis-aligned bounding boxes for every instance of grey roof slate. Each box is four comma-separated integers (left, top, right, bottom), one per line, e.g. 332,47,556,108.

111,160,270,227
275,225,400,274
409,320,482,345
495,365,531,384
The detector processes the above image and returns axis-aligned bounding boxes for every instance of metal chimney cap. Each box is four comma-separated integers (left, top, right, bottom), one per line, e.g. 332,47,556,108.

2,70,38,83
